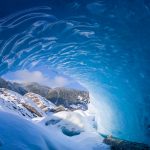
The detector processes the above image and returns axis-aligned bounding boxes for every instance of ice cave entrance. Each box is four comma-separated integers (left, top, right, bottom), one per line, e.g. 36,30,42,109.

1,63,150,146
0,0,150,145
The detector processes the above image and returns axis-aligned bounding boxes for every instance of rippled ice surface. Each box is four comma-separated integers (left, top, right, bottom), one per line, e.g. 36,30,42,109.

0,0,150,144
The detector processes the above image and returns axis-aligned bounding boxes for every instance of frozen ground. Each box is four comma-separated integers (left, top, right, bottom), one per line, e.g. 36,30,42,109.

0,88,110,150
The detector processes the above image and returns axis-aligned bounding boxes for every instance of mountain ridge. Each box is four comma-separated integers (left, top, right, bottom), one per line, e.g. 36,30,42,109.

0,77,90,111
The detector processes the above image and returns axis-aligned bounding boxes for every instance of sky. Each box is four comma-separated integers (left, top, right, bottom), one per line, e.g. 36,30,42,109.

2,66,87,91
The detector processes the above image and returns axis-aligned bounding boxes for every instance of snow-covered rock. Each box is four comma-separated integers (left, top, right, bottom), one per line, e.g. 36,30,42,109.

24,92,56,114
0,88,45,118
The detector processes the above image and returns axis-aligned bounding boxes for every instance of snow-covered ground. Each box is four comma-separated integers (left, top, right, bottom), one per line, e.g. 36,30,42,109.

0,88,110,150
37,109,110,150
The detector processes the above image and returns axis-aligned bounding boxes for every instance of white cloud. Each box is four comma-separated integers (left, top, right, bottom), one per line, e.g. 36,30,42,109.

8,69,70,87
53,76,69,87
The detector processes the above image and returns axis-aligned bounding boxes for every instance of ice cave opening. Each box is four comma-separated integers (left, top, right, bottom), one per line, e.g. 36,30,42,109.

0,0,150,147
0,63,150,145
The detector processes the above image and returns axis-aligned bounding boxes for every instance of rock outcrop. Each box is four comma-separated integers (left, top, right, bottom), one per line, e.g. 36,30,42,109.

0,88,45,118
24,92,56,113
103,135,150,150
0,87,87,120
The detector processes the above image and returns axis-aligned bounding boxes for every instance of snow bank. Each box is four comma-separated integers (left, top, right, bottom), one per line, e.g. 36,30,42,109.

0,89,110,150
0,111,70,150
0,110,110,150
37,107,110,150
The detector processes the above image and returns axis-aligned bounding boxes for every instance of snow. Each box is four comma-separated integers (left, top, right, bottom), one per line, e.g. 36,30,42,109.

0,88,110,150
0,111,110,150
0,111,67,150
35,105,110,150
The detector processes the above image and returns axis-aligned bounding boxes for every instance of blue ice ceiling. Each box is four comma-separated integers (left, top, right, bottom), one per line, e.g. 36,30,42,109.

0,0,150,144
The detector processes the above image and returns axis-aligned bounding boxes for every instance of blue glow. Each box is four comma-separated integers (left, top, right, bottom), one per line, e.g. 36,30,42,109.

0,0,150,144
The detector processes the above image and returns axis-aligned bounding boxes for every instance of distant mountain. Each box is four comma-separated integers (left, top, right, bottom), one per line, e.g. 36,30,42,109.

0,78,27,95
22,83,90,110
22,82,51,98
0,78,90,111
46,87,89,110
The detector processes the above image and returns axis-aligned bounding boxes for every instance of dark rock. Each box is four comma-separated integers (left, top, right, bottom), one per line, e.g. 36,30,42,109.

103,135,150,150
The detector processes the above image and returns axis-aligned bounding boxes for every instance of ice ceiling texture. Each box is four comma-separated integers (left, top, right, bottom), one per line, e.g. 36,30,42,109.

0,0,150,144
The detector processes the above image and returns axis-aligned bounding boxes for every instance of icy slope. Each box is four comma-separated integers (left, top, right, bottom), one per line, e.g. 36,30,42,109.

0,88,110,150
0,110,110,150
0,111,68,150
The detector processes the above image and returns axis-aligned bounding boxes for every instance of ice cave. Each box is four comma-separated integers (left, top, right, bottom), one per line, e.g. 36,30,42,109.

0,0,150,149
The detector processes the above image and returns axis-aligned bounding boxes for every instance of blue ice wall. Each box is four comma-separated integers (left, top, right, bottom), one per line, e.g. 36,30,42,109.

0,0,150,144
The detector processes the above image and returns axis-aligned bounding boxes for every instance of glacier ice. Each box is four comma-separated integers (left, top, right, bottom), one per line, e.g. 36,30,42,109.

0,0,150,145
